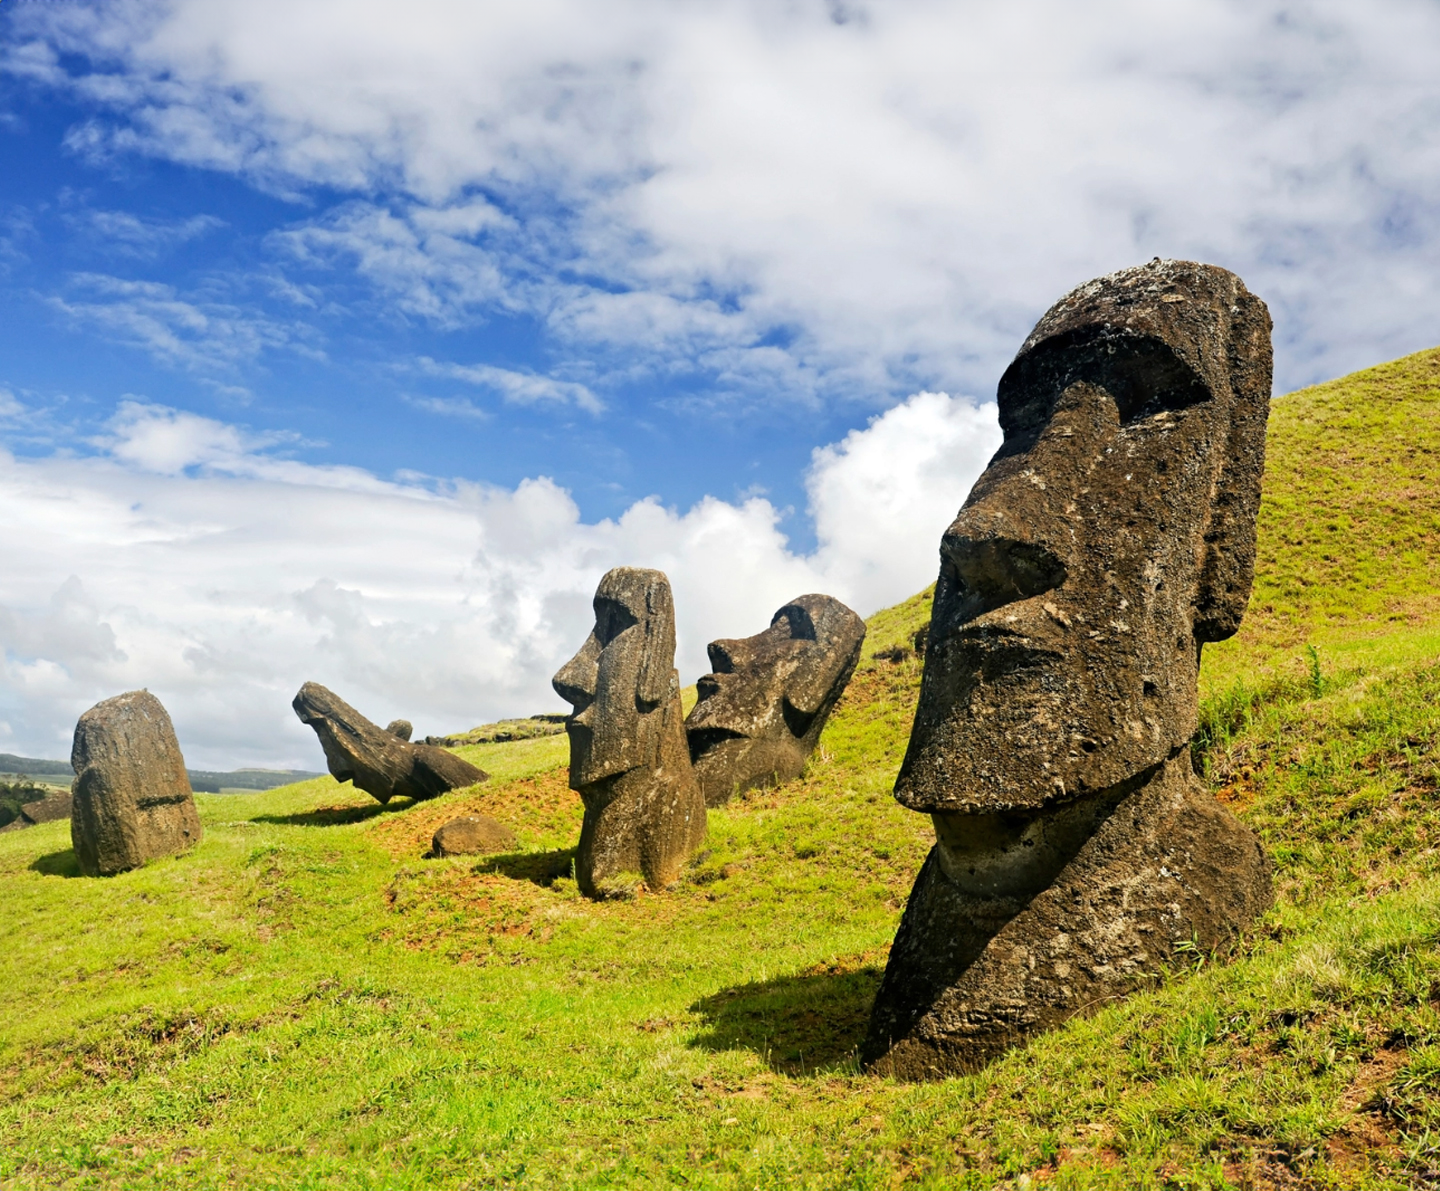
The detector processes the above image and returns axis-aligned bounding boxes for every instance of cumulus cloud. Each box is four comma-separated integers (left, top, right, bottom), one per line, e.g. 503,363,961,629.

0,390,995,768
8,0,1440,397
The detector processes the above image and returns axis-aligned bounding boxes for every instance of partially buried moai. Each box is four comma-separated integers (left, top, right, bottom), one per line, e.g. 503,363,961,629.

553,567,706,898
685,594,866,806
863,259,1275,1079
70,690,202,877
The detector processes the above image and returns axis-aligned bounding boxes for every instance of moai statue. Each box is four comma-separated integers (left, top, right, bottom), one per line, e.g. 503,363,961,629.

553,567,706,898
70,690,202,877
685,594,866,806
863,260,1275,1079
293,683,486,803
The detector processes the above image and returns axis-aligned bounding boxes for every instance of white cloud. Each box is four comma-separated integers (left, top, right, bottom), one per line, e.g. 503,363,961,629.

49,273,316,374
414,357,601,413
70,209,224,256
0,390,994,768
807,391,1000,600
401,394,490,422
10,0,1440,394
272,201,516,324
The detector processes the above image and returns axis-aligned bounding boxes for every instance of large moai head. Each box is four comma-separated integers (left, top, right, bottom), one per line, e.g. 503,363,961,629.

897,259,1273,819
862,260,1275,1079
553,566,678,789
685,594,866,806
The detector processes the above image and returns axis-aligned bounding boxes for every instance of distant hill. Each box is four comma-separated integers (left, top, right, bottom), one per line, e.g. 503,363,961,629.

424,714,567,747
184,768,325,794
0,754,321,794
0,753,72,777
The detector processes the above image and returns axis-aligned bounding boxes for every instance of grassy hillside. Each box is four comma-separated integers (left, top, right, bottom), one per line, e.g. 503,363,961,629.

3,350,1440,1188
1203,347,1440,693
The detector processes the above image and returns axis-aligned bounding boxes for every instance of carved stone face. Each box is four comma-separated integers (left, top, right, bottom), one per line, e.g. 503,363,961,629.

685,594,865,805
552,567,677,788
896,260,1273,816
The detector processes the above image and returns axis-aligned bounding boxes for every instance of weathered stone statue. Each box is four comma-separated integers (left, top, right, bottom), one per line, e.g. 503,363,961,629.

70,690,202,877
553,567,706,897
863,260,1275,1079
293,683,487,803
685,594,866,806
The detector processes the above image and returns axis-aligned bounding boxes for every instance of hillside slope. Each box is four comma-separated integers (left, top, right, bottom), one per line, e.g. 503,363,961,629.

3,351,1440,1189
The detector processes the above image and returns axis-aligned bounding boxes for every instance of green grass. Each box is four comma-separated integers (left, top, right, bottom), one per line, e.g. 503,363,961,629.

5,350,1440,1187
1203,346,1440,694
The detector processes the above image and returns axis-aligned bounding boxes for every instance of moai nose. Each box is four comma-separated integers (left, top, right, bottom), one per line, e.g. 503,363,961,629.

706,638,753,674
941,530,1067,619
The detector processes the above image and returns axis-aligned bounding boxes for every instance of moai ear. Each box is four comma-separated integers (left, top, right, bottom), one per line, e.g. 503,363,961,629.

636,574,677,707
1194,289,1273,644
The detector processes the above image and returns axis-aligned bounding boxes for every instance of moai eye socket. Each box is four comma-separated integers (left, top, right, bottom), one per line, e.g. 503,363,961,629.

593,597,638,647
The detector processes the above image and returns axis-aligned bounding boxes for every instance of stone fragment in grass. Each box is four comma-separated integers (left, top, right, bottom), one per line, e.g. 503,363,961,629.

686,594,865,806
430,815,518,857
386,719,413,741
292,682,487,805
70,690,202,877
865,259,1275,1079
0,789,73,832
553,567,706,898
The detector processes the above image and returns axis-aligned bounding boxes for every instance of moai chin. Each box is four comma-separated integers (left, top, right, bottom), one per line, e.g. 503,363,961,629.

553,567,706,898
685,594,866,807
863,259,1275,1079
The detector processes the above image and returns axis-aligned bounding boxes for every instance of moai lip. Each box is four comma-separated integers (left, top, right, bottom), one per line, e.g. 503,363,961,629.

685,594,865,807
553,567,706,898
863,259,1275,1079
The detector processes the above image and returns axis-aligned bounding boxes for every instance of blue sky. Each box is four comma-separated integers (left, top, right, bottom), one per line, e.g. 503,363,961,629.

1,0,1439,768
0,76,852,532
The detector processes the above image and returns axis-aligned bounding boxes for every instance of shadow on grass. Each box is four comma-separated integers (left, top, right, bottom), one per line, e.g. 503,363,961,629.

474,848,575,887
251,797,415,828
30,849,82,878
689,965,883,1075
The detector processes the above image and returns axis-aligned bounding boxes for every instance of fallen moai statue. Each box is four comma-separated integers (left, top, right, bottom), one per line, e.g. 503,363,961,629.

292,683,487,804
553,567,706,898
863,259,1275,1079
685,594,865,806
70,690,202,877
